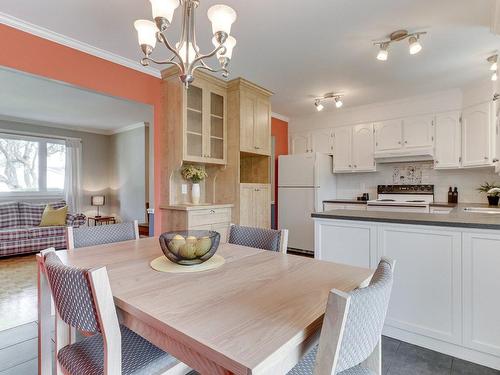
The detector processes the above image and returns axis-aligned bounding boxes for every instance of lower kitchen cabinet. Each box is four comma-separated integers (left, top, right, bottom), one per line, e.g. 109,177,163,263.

313,218,500,369
463,232,500,357
240,183,271,228
378,226,462,345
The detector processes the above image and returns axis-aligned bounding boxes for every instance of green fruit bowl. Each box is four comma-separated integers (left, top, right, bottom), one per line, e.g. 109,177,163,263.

159,230,220,266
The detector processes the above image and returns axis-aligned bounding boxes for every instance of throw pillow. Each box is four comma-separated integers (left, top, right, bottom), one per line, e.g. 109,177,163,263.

39,205,68,227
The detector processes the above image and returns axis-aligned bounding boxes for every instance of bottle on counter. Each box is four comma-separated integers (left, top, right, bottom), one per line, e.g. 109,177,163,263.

452,187,459,204
448,187,453,203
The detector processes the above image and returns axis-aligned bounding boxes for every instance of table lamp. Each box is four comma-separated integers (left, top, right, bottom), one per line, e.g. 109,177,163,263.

91,195,105,218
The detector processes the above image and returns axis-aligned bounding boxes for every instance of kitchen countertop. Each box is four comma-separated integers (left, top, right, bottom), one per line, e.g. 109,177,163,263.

313,203,500,230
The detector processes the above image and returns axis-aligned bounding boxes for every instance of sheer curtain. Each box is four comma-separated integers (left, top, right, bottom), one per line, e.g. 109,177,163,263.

64,139,82,212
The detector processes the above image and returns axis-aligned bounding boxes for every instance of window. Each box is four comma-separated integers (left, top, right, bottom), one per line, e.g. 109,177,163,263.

0,133,66,195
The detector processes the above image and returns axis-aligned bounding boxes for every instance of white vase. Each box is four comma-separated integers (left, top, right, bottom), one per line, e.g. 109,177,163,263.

191,183,201,205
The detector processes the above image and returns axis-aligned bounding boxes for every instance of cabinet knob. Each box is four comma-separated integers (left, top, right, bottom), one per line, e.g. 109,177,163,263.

354,165,357,168
435,160,439,164
349,164,352,168
404,140,408,144
398,141,401,145
493,158,499,163
485,156,489,160
209,210,215,214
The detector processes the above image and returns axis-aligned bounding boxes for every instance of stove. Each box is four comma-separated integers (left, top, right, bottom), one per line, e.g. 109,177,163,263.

367,185,434,213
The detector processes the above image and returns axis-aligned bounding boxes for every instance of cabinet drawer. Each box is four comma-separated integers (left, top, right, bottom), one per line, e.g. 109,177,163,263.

188,208,231,226
190,223,229,243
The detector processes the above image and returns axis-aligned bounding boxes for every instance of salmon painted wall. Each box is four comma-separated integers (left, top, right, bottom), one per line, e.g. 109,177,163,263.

271,117,288,226
0,24,164,234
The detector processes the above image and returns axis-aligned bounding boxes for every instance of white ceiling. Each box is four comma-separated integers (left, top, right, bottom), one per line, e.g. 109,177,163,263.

0,68,153,133
1,0,500,117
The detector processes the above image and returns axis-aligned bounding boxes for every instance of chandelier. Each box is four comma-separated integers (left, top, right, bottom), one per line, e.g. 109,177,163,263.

134,0,237,87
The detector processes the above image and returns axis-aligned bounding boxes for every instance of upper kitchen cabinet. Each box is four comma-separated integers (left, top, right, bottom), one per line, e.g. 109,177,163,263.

374,120,403,152
332,124,375,173
163,68,228,165
352,123,376,171
237,80,272,156
374,116,434,157
290,129,333,154
434,111,461,169
402,115,434,150
462,102,493,168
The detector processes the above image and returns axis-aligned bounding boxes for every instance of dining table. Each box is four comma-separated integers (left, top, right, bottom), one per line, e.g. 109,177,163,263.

37,237,373,375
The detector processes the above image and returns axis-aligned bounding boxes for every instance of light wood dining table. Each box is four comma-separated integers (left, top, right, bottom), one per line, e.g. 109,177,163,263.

37,237,373,375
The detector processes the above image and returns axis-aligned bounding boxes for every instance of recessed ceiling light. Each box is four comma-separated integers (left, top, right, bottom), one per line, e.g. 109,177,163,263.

408,36,422,55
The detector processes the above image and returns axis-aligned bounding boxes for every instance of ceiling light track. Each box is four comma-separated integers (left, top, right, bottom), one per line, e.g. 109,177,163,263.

314,93,343,112
374,29,427,61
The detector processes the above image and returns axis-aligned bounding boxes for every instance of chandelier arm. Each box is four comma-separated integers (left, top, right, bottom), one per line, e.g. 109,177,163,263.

192,63,228,77
157,32,186,73
141,56,183,71
187,44,225,74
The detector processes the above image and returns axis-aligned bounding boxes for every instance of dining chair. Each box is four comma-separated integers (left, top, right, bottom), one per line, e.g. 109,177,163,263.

67,220,139,249
288,257,396,375
40,248,190,375
227,224,289,253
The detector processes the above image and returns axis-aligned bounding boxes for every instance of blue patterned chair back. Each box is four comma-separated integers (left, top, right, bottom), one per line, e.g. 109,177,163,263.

43,251,101,334
228,225,282,252
335,258,394,372
72,222,137,248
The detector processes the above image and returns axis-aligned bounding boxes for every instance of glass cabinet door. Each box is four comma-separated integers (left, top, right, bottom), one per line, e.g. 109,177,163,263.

186,85,203,159
209,92,225,161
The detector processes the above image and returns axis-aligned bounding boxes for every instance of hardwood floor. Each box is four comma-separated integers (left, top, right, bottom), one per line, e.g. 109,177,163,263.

0,254,37,331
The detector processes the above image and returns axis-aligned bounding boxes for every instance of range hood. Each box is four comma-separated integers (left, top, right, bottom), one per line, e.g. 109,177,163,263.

374,147,434,163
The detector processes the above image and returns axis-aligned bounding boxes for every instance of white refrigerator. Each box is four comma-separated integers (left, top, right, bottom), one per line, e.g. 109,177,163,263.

278,153,336,255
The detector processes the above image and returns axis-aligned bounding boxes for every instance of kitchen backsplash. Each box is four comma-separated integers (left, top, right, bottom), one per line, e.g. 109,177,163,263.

335,162,500,203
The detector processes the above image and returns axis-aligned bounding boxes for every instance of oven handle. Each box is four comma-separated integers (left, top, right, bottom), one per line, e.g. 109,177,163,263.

367,204,429,208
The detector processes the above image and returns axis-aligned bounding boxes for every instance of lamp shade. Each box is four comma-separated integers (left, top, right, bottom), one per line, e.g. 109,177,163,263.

91,195,105,206
149,0,179,23
207,4,237,35
134,20,158,48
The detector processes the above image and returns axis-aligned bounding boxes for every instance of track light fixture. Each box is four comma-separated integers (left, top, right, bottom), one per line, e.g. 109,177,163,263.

488,54,498,81
374,30,426,61
314,93,343,112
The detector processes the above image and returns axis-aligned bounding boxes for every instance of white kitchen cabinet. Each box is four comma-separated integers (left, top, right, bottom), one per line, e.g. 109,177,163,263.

378,225,462,345
462,102,493,167
352,124,376,171
290,130,333,154
314,219,376,268
374,120,403,152
333,124,375,173
402,115,434,150
463,232,500,356
332,126,352,172
310,129,334,154
434,111,461,169
290,133,310,154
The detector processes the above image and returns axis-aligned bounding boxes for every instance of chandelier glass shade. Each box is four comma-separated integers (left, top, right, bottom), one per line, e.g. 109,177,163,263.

134,0,237,87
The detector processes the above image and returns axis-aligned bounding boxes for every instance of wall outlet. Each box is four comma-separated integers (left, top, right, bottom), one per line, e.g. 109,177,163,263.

181,184,188,194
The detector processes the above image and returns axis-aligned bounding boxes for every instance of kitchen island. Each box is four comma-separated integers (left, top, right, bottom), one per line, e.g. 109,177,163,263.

312,204,500,370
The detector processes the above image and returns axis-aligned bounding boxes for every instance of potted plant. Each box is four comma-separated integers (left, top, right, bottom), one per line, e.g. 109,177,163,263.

181,165,208,205
477,182,500,206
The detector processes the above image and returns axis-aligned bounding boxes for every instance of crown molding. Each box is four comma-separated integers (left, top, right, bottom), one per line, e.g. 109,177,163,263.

271,112,290,123
0,12,161,78
109,122,148,135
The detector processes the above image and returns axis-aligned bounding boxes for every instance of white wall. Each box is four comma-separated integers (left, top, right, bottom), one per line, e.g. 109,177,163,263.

109,125,147,223
289,89,463,133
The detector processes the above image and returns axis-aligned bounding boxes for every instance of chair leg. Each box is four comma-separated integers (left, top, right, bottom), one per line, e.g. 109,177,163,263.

55,312,72,375
37,257,52,375
361,337,381,375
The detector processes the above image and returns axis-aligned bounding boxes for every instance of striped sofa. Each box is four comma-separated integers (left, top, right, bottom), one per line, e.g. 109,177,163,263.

0,200,86,257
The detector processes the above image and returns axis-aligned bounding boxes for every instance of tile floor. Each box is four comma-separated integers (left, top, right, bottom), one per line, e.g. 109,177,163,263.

0,254,37,331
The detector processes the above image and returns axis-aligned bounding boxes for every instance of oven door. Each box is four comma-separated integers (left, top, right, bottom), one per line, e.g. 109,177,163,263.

367,204,430,213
